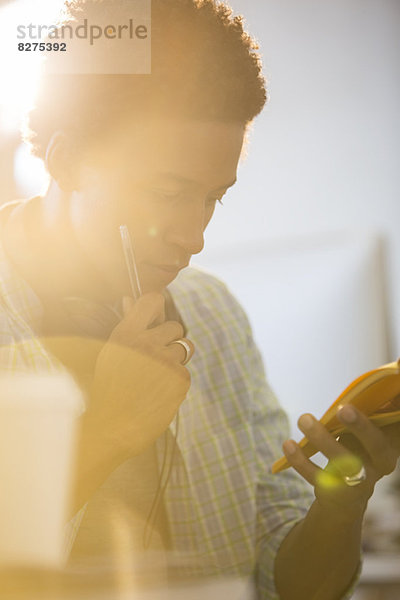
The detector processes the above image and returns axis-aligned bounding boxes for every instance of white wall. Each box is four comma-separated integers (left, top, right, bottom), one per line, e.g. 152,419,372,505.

195,231,390,438
197,0,400,354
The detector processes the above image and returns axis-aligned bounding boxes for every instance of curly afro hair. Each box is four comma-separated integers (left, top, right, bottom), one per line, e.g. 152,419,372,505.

25,0,267,160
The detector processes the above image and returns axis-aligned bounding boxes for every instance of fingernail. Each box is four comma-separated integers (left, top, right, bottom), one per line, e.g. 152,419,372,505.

122,296,134,317
284,440,298,455
338,405,357,424
298,414,315,431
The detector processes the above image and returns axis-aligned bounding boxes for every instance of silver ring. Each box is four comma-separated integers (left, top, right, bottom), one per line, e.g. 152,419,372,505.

343,465,367,487
169,339,192,365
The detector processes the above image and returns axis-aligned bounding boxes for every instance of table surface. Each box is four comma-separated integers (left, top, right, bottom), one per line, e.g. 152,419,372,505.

2,554,400,599
0,568,253,600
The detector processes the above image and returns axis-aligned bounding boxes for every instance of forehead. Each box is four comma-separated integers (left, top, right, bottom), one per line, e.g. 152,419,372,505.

93,117,246,189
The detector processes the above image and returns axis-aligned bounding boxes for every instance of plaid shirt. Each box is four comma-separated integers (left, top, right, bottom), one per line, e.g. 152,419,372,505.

0,234,316,598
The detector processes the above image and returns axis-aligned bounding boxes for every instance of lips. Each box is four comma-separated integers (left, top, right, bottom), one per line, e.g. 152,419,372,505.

146,262,188,272
157,263,187,272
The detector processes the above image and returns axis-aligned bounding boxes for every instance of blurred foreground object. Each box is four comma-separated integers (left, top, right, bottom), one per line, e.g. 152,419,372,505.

0,372,83,567
0,568,254,600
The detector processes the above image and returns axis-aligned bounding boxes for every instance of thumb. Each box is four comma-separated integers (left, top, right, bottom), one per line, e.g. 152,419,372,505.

110,293,166,344
122,296,135,317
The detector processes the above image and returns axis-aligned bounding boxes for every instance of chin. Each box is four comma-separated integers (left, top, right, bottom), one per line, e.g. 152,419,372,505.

139,265,181,293
140,280,169,295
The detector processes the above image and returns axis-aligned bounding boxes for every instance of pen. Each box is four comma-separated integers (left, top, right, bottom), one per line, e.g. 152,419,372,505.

119,224,142,302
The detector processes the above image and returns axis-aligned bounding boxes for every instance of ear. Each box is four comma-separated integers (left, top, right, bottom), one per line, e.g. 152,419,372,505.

45,132,80,192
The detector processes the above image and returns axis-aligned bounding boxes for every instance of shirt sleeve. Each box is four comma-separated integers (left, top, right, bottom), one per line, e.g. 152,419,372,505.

245,331,314,599
245,326,360,600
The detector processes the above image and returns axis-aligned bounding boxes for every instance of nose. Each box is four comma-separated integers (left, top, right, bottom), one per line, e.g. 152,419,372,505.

164,200,206,256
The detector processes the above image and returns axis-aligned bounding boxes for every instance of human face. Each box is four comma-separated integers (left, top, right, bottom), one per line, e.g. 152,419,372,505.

70,118,245,301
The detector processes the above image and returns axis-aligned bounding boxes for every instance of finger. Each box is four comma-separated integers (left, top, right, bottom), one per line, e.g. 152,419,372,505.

164,337,195,365
123,293,166,328
297,414,354,473
111,293,166,342
282,439,321,486
282,439,360,493
337,405,398,475
381,422,400,454
122,295,135,317
138,321,185,347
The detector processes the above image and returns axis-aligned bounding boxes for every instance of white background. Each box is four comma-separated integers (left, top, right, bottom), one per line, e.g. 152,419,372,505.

197,0,400,355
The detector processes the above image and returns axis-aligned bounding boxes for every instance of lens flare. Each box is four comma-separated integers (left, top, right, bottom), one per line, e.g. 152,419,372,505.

0,0,65,131
316,454,363,490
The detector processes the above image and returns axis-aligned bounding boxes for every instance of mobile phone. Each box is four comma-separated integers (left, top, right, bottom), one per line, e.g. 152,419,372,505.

119,224,142,302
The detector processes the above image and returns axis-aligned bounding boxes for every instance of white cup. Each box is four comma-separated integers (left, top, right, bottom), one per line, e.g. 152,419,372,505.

0,372,84,568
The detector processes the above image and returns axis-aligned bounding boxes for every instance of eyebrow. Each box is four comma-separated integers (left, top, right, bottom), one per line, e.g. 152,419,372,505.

154,172,237,192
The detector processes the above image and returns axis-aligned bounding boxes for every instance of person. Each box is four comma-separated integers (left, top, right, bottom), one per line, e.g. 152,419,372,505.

0,1,399,598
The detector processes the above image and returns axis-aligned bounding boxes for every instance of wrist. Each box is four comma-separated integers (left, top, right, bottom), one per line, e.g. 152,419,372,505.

69,414,123,515
312,496,367,528
77,412,122,478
